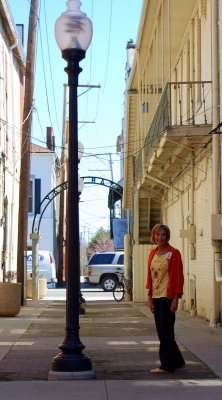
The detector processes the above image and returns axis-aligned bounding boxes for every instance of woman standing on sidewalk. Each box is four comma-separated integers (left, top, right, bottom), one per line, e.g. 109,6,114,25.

146,224,185,373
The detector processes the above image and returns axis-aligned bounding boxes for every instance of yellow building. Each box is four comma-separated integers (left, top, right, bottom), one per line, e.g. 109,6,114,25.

123,0,222,325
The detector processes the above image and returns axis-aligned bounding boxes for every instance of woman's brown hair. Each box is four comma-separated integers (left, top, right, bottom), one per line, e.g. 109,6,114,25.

151,224,170,244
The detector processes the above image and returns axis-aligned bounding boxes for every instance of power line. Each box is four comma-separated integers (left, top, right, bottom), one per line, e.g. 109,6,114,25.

42,0,61,138
102,0,113,93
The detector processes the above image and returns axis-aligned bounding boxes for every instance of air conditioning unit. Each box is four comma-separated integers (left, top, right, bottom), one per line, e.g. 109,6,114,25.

211,214,222,240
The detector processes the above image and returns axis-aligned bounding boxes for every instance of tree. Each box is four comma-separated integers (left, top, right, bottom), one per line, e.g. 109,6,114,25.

87,228,114,258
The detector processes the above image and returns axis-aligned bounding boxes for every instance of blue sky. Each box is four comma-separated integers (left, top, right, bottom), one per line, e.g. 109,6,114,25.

8,0,143,238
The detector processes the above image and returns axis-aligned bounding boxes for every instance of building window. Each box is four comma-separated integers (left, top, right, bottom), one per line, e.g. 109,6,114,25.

142,102,149,113
29,180,34,213
28,178,41,214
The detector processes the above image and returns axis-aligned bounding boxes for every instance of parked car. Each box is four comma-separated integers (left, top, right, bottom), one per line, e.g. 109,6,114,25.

26,250,57,285
86,251,124,291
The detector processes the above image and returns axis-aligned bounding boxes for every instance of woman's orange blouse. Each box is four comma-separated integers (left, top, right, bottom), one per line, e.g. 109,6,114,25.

146,244,184,299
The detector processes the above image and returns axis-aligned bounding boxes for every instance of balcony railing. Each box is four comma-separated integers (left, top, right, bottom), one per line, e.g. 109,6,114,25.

135,81,212,179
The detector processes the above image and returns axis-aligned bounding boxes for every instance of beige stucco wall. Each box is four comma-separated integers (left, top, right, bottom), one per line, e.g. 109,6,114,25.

131,151,218,321
194,155,215,320
163,151,215,320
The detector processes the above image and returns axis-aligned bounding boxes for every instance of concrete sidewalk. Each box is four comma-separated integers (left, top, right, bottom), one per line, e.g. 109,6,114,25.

0,296,222,399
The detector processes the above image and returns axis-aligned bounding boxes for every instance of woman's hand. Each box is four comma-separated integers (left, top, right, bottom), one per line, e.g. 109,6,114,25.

170,298,179,312
148,296,154,313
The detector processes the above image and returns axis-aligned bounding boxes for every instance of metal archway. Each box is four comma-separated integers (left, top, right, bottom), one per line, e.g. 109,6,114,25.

32,176,123,233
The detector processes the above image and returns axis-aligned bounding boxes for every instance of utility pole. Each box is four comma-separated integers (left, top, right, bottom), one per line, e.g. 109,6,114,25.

58,83,100,286
17,0,39,304
108,153,114,182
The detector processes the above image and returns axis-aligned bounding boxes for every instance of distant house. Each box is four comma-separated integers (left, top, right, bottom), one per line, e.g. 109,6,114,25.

27,128,60,263
0,1,25,281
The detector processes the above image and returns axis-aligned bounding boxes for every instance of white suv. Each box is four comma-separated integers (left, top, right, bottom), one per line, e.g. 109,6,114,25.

86,251,124,291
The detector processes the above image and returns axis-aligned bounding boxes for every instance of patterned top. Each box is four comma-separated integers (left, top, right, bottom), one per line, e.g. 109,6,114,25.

147,246,183,299
151,253,169,298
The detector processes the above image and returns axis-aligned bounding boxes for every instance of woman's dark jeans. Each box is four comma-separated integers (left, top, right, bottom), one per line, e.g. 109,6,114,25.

153,297,185,371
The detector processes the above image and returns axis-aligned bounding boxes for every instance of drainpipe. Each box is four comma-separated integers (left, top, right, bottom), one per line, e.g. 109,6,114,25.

9,44,16,272
2,197,8,282
211,0,221,327
190,156,195,260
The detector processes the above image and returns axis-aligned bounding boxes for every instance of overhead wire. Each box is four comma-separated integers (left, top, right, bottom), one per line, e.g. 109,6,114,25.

2,99,213,158
79,0,113,146
0,117,212,171
21,103,34,126
89,0,93,83
38,19,54,131
34,106,48,142
102,0,113,93
42,0,62,139
79,216,107,232
29,0,60,159
25,0,38,17
0,79,214,171
23,0,62,153
12,0,212,180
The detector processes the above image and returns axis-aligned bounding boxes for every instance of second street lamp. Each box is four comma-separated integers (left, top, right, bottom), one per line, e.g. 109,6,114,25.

49,0,95,379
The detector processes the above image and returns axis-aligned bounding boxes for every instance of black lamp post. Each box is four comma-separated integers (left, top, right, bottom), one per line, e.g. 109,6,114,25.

49,0,94,379
78,153,86,315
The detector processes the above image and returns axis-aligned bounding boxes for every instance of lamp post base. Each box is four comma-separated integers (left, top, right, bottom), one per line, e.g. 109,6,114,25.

49,350,96,380
48,369,96,380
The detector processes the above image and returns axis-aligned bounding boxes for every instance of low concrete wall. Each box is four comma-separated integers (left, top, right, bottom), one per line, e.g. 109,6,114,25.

26,278,47,299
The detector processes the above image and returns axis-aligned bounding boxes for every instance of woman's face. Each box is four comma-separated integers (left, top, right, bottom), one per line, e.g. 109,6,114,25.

154,229,167,246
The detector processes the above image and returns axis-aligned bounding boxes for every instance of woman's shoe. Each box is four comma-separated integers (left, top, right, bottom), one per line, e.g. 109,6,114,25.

150,367,167,373
175,363,186,370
